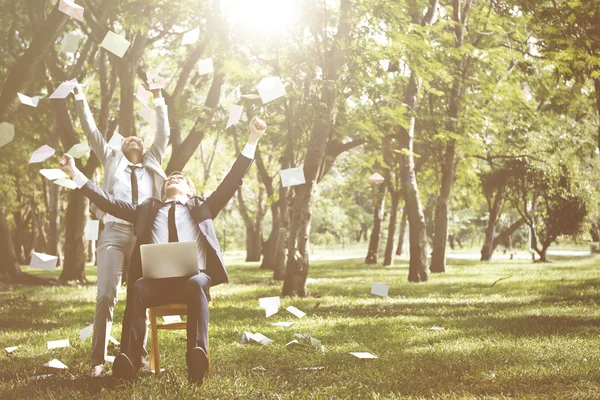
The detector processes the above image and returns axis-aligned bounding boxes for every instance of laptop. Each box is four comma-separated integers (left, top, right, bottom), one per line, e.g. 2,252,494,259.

140,242,199,279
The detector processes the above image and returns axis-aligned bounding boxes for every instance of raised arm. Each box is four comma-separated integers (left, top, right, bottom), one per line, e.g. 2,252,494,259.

206,117,267,218
59,154,138,223
148,87,170,164
72,86,113,165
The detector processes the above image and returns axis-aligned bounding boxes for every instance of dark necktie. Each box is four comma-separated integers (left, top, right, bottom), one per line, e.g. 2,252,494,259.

168,203,179,242
129,165,139,205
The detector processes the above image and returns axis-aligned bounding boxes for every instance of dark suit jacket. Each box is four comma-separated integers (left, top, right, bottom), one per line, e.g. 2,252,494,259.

78,153,253,287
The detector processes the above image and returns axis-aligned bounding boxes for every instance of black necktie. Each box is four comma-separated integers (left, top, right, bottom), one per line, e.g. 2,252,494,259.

129,165,139,205
168,203,179,242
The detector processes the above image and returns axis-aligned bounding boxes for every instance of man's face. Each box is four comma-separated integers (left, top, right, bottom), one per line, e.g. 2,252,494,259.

121,136,144,155
164,174,192,198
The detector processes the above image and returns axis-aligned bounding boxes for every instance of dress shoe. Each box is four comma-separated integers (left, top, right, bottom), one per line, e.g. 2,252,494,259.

186,347,209,386
112,353,138,380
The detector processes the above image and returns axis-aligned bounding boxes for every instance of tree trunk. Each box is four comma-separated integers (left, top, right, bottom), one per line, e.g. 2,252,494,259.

0,208,21,279
245,225,262,262
594,78,600,150
260,203,279,270
60,191,88,282
396,207,407,256
365,182,387,264
430,140,457,273
383,190,401,266
480,185,506,261
274,186,290,281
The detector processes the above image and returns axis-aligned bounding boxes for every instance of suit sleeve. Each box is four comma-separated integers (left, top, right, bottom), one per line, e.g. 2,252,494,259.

149,97,170,165
74,171,138,223
206,153,253,218
74,95,114,165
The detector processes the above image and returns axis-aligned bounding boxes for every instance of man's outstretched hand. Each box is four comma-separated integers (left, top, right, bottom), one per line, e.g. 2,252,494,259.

59,154,77,177
249,117,267,144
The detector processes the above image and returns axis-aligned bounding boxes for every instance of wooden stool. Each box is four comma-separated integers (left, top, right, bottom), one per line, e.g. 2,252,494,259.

148,303,212,376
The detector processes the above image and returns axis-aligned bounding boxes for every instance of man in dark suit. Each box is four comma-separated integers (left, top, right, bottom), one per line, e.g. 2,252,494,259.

59,117,267,385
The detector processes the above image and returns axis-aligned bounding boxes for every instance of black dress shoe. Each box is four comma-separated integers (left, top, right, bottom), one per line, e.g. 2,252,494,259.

112,353,138,380
186,347,209,385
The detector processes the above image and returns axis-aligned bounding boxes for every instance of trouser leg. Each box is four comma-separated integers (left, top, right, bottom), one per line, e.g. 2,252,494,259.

184,273,211,354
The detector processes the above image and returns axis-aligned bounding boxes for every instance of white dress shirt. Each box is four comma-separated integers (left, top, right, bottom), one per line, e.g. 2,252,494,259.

104,162,153,225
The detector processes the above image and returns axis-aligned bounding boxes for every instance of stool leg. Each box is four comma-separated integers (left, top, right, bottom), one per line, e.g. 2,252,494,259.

149,308,158,373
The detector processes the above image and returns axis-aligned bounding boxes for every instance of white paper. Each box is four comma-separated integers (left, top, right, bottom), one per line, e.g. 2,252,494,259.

310,337,324,352
280,167,306,188
0,122,15,148
84,220,99,240
61,32,83,54
40,169,68,181
54,178,77,190
80,324,93,343
136,85,152,106
66,142,89,158
265,306,278,318
18,93,40,108
5,346,18,353
241,331,254,343
31,374,53,380
294,333,312,339
430,326,445,331
272,322,295,329
198,58,214,75
251,332,273,345
106,355,115,363
138,107,156,128
182,27,200,45
257,76,286,104
59,0,84,21
31,252,58,271
286,306,306,318
350,352,378,359
146,72,166,90
47,339,70,349
49,79,78,99
109,336,120,345
44,359,68,369
162,315,182,324
29,145,55,163
241,94,261,100
259,296,280,310
101,31,131,58
379,60,390,71
108,132,124,150
368,173,385,183
371,282,389,297
226,104,243,128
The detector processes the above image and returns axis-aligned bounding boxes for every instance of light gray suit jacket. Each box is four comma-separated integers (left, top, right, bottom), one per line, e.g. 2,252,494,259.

75,96,169,219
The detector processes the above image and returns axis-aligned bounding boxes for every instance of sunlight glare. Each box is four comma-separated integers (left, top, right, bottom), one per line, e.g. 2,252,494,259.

221,0,296,34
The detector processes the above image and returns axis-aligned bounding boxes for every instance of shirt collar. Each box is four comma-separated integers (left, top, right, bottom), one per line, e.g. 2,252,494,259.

127,161,143,168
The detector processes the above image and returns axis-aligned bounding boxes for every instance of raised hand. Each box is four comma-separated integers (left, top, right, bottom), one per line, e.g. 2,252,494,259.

59,154,77,177
250,117,267,137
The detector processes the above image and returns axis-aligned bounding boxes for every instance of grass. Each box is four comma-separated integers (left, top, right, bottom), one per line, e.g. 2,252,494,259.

1,251,600,399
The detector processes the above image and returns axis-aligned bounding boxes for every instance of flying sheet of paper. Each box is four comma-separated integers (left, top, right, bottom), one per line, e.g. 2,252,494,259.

272,322,295,330
54,178,77,190
371,282,389,297
40,169,68,181
47,339,70,350
138,107,156,128
80,324,93,343
109,336,120,345
44,359,68,369
61,32,83,54
5,346,18,353
101,31,131,58
18,93,40,108
181,27,200,45
84,220,99,241
146,72,166,90
280,167,306,188
257,76,286,104
108,132,124,150
350,352,378,359
49,79,78,99
226,104,243,128
136,85,152,106
259,296,280,310
162,315,182,324
59,0,84,21
368,173,385,183
0,122,15,148
287,306,306,318
66,142,89,158
30,252,58,271
29,145,55,163
240,94,261,100
198,58,214,75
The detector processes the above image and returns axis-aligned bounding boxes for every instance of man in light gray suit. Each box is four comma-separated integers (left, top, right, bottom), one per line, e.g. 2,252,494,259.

72,82,169,377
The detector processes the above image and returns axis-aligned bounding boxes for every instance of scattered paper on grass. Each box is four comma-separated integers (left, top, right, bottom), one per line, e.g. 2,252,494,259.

5,346,18,353
0,122,15,148
44,359,68,369
18,93,40,108
297,366,326,371
251,366,266,372
287,306,306,318
80,324,93,344
272,322,295,330
257,76,286,104
430,326,444,331
47,339,70,350
242,331,272,345
259,296,280,310
40,169,68,181
66,142,89,158
265,306,278,317
101,31,131,58
29,145,55,163
54,178,78,190
285,339,313,351
294,333,311,339
162,315,182,324
84,220,99,241
368,172,385,183
30,374,53,380
371,283,389,297
310,337,324,352
31,252,58,271
350,352,378,359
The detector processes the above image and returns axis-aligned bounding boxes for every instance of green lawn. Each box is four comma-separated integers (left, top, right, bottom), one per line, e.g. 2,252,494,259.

2,253,600,399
